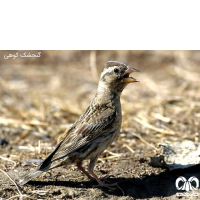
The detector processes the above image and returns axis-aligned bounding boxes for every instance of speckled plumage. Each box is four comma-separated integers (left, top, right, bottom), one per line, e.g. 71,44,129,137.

19,61,139,187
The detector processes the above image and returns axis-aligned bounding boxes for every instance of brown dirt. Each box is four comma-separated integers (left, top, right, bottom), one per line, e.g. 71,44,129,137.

0,50,200,199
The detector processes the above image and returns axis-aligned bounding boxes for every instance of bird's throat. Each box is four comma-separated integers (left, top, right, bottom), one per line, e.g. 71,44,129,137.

97,81,120,101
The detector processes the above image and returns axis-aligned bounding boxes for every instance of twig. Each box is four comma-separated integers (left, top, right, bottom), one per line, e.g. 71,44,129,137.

37,140,41,154
57,126,71,143
104,150,121,157
134,117,175,135
31,190,49,195
17,145,53,151
117,186,125,196
151,113,171,123
98,150,122,162
130,132,158,151
0,169,23,198
100,155,121,160
7,194,30,200
90,50,98,81
181,102,195,120
0,156,17,167
123,144,135,154
0,117,48,126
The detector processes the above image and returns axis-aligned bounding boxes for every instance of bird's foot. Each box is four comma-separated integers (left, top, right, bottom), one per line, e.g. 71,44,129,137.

88,170,118,189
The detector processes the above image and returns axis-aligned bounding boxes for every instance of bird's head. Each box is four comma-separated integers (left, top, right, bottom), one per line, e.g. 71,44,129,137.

98,61,139,95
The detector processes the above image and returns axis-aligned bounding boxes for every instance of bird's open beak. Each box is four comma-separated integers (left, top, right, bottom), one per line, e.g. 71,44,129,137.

123,66,139,83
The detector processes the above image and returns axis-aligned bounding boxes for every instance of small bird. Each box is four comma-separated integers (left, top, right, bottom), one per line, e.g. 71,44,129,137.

19,61,139,187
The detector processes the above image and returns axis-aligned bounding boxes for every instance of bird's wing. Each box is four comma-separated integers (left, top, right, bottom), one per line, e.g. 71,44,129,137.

39,102,116,168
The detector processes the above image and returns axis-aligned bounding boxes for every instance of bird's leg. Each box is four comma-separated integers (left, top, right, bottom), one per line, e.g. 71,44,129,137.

88,156,117,188
77,162,94,181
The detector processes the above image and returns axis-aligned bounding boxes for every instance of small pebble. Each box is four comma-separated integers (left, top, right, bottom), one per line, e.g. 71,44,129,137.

22,158,43,166
0,138,9,146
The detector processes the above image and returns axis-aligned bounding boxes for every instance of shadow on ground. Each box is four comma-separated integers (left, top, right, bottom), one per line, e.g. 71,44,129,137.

27,165,200,199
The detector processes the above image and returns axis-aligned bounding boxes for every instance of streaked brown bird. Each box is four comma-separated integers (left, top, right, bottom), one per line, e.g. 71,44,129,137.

19,61,139,187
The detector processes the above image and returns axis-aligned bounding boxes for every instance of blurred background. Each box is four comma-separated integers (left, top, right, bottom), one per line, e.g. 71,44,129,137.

0,50,200,149
0,50,200,198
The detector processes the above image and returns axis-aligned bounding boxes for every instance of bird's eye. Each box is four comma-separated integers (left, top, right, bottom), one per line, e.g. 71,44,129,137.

114,68,119,74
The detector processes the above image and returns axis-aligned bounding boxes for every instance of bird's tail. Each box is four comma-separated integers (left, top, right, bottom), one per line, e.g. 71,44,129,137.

19,139,65,185
18,168,45,185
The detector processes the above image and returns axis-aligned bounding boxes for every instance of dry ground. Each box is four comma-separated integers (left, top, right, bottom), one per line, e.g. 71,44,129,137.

0,50,200,199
